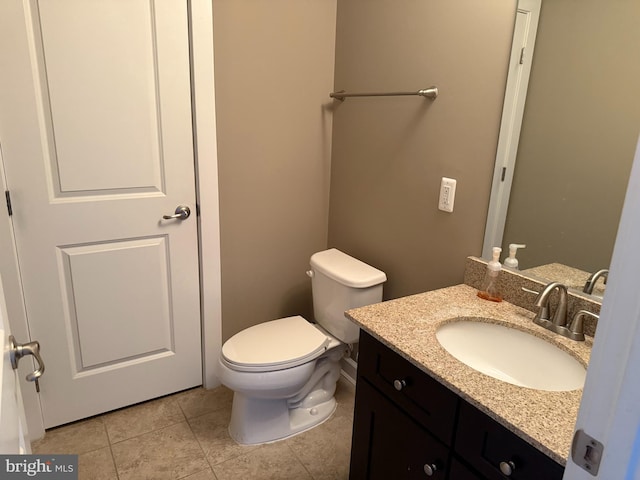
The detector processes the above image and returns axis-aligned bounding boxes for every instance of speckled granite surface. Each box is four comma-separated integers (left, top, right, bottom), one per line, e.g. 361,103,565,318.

346,284,592,465
465,257,601,337
524,263,606,298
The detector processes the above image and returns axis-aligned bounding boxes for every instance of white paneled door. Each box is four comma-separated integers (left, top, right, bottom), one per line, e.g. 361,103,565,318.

0,0,202,427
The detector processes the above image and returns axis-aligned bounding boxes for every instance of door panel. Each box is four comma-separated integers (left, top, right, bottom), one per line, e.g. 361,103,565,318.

60,237,174,370
0,0,202,427
37,0,165,193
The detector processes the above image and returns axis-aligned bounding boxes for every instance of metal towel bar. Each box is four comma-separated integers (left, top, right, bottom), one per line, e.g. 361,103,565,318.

329,86,438,101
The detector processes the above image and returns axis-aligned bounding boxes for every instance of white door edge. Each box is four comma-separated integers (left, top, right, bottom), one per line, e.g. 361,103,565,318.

482,0,541,259
0,248,31,453
0,0,222,440
563,135,640,479
0,143,45,441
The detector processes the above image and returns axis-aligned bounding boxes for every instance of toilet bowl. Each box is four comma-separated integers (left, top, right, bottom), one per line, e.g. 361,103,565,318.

218,249,386,445
218,316,346,444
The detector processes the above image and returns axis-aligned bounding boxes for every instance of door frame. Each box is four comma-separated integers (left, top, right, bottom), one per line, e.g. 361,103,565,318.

481,0,541,259
0,0,222,441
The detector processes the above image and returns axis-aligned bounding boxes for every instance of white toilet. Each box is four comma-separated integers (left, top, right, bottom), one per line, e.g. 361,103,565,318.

217,248,386,444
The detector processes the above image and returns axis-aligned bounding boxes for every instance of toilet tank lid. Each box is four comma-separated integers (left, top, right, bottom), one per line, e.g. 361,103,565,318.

310,249,387,288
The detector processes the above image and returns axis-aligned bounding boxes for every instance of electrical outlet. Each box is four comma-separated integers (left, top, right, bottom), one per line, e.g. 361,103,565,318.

438,177,457,212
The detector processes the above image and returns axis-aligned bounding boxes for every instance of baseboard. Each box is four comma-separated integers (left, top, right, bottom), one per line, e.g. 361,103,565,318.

340,357,357,385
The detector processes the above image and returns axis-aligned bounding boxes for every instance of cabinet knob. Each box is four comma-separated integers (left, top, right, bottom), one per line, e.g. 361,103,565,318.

499,460,516,476
393,379,407,391
423,463,438,476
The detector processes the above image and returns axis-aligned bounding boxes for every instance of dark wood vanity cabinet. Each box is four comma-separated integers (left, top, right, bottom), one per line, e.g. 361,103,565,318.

350,380,451,479
349,331,565,480
455,401,565,479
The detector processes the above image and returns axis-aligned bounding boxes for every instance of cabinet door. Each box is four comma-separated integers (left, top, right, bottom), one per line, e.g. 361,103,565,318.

454,401,564,480
357,331,459,445
350,380,449,480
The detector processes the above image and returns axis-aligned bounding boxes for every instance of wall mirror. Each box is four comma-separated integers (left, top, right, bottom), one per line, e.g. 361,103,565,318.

483,0,640,299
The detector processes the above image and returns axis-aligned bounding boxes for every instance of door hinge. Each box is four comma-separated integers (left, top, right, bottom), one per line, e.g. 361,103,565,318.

5,190,12,216
519,47,526,65
571,429,604,476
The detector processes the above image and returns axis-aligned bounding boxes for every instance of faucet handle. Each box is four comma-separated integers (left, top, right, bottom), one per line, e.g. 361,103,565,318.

568,310,598,341
521,286,539,295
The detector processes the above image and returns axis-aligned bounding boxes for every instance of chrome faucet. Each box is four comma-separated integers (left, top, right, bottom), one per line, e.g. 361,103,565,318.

583,269,609,295
533,281,568,327
532,281,585,341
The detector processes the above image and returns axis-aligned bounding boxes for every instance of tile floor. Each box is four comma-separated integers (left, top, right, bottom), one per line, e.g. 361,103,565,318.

32,377,355,480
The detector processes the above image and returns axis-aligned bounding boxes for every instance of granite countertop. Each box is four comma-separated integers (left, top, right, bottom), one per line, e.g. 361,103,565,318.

345,283,593,465
524,263,606,298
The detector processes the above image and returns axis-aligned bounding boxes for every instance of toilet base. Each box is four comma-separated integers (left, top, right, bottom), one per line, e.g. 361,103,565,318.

228,392,337,445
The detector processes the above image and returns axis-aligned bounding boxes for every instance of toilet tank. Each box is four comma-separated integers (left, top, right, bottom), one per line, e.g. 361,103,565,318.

309,249,387,344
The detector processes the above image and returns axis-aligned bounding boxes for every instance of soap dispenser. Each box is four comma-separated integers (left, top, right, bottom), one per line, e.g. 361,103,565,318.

477,247,503,302
503,244,526,269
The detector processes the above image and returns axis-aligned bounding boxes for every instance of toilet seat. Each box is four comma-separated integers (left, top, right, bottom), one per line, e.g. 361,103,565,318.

221,316,331,372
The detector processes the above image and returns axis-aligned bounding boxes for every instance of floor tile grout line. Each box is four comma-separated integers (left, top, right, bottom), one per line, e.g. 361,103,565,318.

187,415,262,473
172,395,190,424
285,440,316,480
100,416,120,480
127,386,244,475
184,413,220,477
105,417,190,447
107,419,211,480
107,442,121,480
178,388,266,471
175,466,218,480
102,394,193,446
106,418,200,450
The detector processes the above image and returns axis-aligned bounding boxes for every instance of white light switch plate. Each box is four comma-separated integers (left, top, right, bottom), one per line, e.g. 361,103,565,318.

439,177,457,212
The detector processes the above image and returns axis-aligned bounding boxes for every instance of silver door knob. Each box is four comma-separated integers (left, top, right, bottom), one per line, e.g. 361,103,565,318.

163,205,191,220
9,335,45,382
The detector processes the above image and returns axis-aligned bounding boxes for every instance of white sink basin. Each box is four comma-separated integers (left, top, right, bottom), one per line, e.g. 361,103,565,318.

435,319,586,391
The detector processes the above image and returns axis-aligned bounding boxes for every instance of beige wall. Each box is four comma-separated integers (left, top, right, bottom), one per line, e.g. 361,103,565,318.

327,1,517,299
502,0,640,273
213,1,337,340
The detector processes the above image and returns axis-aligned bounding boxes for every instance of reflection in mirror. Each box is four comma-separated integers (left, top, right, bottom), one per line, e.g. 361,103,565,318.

523,263,607,300
485,0,640,297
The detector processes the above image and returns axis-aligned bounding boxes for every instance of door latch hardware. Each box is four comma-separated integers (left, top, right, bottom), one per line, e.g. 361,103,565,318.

571,429,604,476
